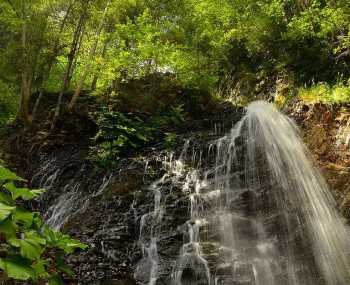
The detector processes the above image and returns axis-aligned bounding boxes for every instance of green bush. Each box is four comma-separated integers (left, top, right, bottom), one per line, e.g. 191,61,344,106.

90,108,154,167
0,165,87,284
298,81,350,103
149,104,187,128
90,105,187,167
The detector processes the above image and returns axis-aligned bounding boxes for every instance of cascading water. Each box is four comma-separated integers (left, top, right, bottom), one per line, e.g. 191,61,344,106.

31,156,113,230
31,101,350,284
135,175,165,285
235,101,350,285
136,101,350,285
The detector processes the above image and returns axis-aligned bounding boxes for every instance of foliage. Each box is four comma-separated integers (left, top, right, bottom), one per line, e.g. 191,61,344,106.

149,104,187,128
90,105,186,167
298,81,350,104
90,108,154,166
0,81,17,127
1,0,350,124
163,132,178,150
0,165,87,284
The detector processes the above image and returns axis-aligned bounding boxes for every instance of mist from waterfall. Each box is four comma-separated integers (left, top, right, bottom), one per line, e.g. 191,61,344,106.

164,101,350,285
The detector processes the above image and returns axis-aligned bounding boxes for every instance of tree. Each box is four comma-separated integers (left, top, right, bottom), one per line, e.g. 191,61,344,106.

52,0,88,126
32,0,76,119
68,0,111,111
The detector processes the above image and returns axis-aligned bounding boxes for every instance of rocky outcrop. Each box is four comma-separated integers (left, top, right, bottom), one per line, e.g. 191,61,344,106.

0,104,243,284
285,100,350,219
4,97,350,284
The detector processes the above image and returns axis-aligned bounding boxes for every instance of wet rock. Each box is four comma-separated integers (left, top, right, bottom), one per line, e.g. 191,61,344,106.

1,105,246,284
286,100,350,218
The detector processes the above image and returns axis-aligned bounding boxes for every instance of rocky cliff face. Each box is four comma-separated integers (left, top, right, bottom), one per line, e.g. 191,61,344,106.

2,99,350,284
285,100,350,220
0,105,243,284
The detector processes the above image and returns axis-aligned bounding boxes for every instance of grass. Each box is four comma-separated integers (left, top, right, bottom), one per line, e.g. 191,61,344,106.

297,82,350,104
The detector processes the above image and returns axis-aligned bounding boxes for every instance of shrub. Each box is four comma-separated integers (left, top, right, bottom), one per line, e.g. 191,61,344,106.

89,108,154,167
90,105,187,167
0,165,87,284
298,81,350,103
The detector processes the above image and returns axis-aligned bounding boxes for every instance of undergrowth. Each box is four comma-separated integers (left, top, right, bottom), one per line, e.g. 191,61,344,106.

89,105,186,168
297,81,350,104
0,165,87,284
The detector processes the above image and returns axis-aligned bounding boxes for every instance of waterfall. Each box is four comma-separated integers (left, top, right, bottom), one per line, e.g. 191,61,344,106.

135,176,165,285
140,101,350,285
236,101,350,285
31,101,350,284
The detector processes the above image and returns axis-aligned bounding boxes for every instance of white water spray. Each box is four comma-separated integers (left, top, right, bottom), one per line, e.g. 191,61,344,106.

170,101,350,285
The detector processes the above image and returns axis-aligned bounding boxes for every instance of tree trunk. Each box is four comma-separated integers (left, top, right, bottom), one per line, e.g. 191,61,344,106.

32,89,44,118
70,21,86,81
18,0,33,126
32,0,75,121
51,4,86,128
68,1,110,111
91,38,109,91
19,73,33,126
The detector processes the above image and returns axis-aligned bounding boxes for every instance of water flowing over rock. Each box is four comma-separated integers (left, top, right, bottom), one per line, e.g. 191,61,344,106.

28,102,350,284
133,101,350,285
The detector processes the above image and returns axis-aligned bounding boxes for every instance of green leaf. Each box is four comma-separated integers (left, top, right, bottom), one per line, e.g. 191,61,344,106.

19,239,42,260
18,231,46,260
0,166,25,182
13,207,34,227
0,256,36,280
25,230,46,245
31,188,46,196
0,218,17,239
42,225,87,253
99,141,112,149
41,225,57,244
32,212,43,228
0,202,15,221
4,182,44,201
8,237,21,247
136,133,149,141
9,231,46,260
4,182,34,200
0,192,14,205
32,259,49,279
49,274,64,285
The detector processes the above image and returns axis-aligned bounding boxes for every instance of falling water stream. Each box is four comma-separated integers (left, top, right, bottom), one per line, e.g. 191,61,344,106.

37,101,350,284
136,101,350,285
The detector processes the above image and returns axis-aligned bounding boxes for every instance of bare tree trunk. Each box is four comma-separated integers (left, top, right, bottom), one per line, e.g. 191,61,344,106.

32,89,44,118
51,5,86,129
18,0,33,126
19,74,33,126
32,0,75,120
70,22,86,80
91,38,109,91
68,1,110,111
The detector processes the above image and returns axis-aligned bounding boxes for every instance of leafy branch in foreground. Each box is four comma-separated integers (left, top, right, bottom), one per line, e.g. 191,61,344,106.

0,165,87,284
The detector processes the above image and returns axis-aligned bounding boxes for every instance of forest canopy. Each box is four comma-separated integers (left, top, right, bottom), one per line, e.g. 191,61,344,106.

0,0,350,126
